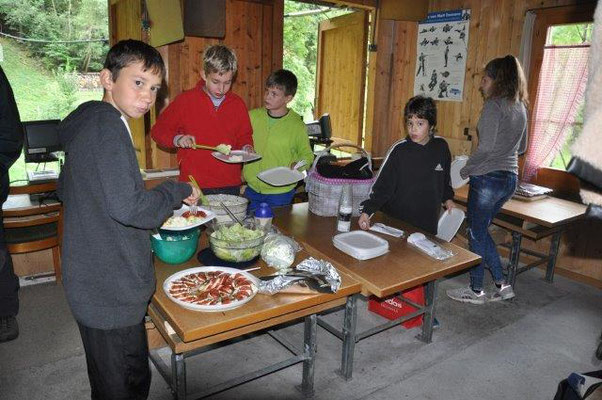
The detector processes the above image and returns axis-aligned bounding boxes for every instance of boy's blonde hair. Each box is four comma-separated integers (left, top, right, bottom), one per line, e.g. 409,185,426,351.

203,45,237,75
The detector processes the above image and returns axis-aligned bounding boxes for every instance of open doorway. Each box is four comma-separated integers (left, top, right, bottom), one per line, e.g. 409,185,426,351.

283,1,371,150
1,0,108,183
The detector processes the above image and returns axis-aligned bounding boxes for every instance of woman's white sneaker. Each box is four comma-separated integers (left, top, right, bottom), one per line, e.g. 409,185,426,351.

446,287,487,305
489,284,515,302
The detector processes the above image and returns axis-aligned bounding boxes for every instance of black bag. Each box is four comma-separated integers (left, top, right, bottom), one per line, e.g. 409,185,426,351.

554,370,602,400
317,156,373,180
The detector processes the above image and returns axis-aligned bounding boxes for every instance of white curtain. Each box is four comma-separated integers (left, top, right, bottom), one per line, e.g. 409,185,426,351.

519,11,536,82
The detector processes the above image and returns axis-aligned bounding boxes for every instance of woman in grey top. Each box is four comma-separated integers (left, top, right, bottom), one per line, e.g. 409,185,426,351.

447,55,528,305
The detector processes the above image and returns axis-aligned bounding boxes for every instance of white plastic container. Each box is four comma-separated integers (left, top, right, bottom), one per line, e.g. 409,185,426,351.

450,155,470,189
332,230,389,260
436,208,465,242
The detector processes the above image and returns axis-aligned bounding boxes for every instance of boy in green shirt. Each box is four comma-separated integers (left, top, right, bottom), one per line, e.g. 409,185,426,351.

243,69,314,211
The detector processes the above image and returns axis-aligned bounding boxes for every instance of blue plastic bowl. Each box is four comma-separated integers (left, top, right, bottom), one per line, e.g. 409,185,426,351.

151,228,200,265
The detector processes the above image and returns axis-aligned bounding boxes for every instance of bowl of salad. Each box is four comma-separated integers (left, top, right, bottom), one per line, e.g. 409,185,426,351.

207,220,267,262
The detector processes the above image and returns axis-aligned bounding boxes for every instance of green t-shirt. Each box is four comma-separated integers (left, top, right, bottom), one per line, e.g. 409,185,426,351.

243,108,314,194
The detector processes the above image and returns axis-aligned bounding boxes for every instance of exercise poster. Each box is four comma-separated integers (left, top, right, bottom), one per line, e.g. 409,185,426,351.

414,9,471,102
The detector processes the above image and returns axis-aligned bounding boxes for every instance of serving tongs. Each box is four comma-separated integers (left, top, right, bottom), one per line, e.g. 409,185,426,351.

220,201,244,226
192,143,231,155
187,175,208,215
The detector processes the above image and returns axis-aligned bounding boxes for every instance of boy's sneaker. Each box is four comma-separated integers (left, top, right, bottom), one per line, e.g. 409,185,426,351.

489,284,515,302
0,316,19,343
446,287,487,305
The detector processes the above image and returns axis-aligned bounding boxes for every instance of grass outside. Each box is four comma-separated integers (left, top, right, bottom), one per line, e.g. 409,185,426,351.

1,38,102,182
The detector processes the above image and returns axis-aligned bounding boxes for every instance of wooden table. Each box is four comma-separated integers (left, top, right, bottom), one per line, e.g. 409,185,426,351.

453,185,587,285
3,181,59,214
149,244,361,399
273,203,481,380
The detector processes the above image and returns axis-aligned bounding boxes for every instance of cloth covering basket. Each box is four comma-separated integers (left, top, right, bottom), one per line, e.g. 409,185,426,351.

305,144,377,217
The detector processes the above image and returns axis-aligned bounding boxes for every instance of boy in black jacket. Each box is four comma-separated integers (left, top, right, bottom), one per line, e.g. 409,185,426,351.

359,95,456,234
58,40,199,399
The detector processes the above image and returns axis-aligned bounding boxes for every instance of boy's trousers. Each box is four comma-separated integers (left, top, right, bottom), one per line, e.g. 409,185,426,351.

78,320,151,400
0,172,19,318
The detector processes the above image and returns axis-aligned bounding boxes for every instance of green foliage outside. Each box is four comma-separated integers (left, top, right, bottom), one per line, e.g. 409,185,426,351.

0,0,107,183
0,0,109,71
546,23,591,171
283,1,350,122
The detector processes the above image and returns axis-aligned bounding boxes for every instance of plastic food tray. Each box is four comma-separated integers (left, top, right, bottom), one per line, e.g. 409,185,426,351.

257,167,304,186
450,156,469,189
332,230,389,260
212,150,261,164
436,208,465,242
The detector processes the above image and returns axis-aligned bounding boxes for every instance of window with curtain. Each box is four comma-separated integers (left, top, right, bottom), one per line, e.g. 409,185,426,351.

523,23,592,182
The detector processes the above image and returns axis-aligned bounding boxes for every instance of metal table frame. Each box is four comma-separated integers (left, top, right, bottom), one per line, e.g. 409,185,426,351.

149,307,318,400
317,280,439,380
503,230,563,286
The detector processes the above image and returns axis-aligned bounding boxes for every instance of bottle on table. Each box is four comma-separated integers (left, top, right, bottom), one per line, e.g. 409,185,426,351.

255,202,273,231
337,184,353,232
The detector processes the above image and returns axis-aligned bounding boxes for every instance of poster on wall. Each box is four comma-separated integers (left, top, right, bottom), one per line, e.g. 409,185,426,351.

414,9,471,102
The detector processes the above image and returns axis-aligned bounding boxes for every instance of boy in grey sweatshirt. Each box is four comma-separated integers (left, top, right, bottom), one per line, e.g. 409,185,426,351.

58,40,199,399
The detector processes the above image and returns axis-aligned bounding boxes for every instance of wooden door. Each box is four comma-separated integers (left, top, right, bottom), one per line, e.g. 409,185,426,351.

109,0,146,168
315,11,368,145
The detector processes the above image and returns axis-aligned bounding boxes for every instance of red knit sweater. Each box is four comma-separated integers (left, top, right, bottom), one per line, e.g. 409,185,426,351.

151,81,253,189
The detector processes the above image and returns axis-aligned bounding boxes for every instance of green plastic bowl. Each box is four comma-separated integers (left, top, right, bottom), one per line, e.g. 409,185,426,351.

151,228,200,265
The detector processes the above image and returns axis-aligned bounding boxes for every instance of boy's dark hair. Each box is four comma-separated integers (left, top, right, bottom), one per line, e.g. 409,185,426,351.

266,69,298,96
484,54,528,105
103,39,166,81
404,95,437,128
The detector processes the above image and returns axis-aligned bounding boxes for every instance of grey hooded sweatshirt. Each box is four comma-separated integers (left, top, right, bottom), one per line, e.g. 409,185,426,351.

58,101,191,329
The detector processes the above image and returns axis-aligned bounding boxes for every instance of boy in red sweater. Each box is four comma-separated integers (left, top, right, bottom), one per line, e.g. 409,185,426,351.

151,45,254,195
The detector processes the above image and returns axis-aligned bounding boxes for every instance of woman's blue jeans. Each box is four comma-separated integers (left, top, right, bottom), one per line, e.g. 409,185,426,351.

467,171,518,291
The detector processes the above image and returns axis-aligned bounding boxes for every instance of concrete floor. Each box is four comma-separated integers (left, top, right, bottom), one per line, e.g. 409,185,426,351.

1,268,601,400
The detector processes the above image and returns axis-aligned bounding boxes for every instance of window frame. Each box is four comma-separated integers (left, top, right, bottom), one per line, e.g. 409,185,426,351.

524,4,596,196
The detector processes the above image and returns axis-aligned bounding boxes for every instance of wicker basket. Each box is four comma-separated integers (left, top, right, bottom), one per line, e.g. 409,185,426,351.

305,144,377,217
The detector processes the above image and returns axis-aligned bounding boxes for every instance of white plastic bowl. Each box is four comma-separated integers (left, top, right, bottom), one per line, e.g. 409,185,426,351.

436,208,465,242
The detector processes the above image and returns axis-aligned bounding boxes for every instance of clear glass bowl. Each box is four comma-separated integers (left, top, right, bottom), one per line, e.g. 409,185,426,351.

207,220,266,262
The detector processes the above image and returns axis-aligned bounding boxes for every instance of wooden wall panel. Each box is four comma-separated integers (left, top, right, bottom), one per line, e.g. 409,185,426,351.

109,0,146,168
12,250,54,277
152,0,283,169
368,0,600,287
369,0,592,158
370,20,417,154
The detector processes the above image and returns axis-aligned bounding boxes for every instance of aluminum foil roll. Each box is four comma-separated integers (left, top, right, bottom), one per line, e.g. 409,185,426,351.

258,257,342,295
258,275,306,295
295,257,342,292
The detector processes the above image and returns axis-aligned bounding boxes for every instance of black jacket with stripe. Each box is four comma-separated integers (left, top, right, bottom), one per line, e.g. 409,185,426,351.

360,136,454,235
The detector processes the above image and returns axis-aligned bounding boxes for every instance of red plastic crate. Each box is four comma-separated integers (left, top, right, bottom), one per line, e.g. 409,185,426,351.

367,285,425,329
